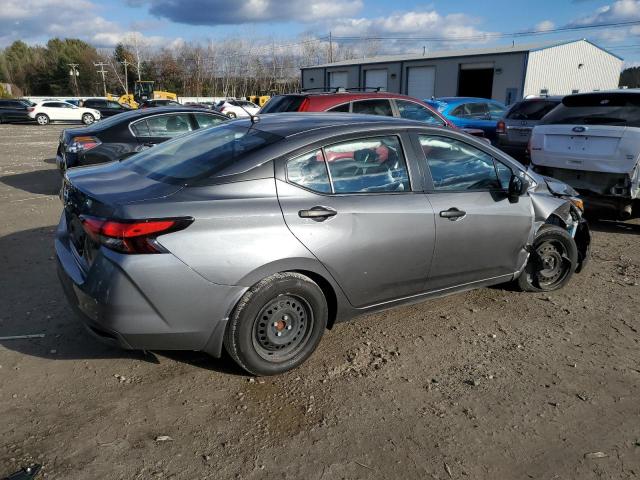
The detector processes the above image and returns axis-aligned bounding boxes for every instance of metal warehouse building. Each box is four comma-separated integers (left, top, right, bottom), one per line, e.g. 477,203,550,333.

301,39,623,104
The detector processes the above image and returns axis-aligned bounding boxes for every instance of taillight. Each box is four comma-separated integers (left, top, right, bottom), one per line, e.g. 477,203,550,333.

67,136,101,153
80,215,193,254
27,107,35,112
496,120,506,134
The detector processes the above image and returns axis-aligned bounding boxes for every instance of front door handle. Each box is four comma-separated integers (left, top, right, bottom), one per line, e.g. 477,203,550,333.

298,206,337,221
439,207,466,220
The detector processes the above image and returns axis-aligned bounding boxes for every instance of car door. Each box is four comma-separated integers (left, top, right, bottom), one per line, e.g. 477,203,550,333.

276,132,436,307
41,102,62,120
58,102,78,121
414,133,532,290
130,112,195,149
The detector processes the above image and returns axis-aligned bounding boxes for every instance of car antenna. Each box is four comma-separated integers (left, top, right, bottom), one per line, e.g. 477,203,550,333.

235,101,260,124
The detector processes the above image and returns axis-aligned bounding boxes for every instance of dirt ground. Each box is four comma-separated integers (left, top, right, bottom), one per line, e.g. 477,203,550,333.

0,123,638,480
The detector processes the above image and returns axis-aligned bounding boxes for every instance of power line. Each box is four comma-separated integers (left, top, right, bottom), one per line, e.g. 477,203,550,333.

330,19,640,43
94,62,108,97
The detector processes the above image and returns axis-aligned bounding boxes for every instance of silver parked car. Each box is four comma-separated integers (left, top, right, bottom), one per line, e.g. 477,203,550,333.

56,113,590,375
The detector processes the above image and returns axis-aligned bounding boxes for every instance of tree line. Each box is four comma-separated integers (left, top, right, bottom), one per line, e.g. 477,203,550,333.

0,36,362,98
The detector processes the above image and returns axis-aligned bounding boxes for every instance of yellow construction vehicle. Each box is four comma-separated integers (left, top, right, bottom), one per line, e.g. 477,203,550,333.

108,81,177,109
247,95,271,107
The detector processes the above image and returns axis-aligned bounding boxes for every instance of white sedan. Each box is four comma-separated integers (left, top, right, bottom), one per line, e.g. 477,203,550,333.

217,99,260,118
28,101,101,125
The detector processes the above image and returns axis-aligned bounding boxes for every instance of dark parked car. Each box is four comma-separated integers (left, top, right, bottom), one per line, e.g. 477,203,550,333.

497,96,563,160
82,98,132,118
0,99,33,123
56,113,590,376
56,107,227,172
139,99,182,108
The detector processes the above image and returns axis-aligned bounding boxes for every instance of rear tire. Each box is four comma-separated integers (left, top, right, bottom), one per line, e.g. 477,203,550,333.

517,225,578,292
36,114,49,125
224,272,327,376
82,113,95,125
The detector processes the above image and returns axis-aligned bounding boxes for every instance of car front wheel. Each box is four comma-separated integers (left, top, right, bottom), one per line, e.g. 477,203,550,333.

224,272,327,376
517,225,578,292
35,114,49,125
82,113,95,125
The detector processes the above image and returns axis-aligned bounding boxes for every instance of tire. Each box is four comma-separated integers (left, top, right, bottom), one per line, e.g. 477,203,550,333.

227,112,237,119
35,114,49,126
517,225,578,292
224,272,328,376
82,113,95,125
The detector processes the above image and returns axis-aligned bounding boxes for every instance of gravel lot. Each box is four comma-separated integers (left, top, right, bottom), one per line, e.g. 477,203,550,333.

0,123,639,479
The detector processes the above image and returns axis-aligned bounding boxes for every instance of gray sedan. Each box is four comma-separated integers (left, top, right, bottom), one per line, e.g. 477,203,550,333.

56,113,590,375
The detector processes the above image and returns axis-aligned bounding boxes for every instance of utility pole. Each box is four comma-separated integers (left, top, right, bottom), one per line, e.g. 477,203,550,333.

120,59,131,94
68,63,80,96
94,62,108,97
328,32,333,64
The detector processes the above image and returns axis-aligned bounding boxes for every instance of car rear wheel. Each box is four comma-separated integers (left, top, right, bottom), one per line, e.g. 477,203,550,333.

36,114,49,125
82,113,95,125
517,225,578,292
224,272,327,376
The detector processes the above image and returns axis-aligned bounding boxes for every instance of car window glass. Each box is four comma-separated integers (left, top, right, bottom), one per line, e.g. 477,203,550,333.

540,93,640,127
396,100,445,125
287,149,332,193
327,103,350,112
494,161,512,190
419,135,501,191
107,101,122,109
324,136,410,193
42,102,58,108
507,100,559,121
60,103,74,108
488,103,506,120
145,114,193,137
130,119,151,137
351,99,393,117
464,103,489,118
194,113,224,129
260,95,307,113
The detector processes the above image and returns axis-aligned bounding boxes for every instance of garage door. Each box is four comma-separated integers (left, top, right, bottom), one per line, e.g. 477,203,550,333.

365,69,387,91
407,66,435,100
329,71,348,89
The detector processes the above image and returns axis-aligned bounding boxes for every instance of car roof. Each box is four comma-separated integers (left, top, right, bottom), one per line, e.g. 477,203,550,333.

232,112,427,137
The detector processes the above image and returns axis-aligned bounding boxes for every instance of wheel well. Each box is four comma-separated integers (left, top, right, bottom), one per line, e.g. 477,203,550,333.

544,213,567,229
292,270,338,330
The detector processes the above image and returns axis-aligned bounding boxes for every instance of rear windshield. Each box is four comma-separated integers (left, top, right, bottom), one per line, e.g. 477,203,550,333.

124,123,283,183
540,93,640,127
507,100,560,121
260,95,307,113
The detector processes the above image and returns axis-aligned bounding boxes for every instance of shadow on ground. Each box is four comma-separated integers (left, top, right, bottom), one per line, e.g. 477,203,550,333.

0,225,243,375
589,219,640,236
0,168,62,195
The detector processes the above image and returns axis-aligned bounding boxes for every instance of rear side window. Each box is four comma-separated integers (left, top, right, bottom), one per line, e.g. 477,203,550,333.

107,101,123,109
125,124,283,183
419,135,503,191
453,103,489,118
540,93,640,127
260,95,307,113
396,100,445,125
143,114,193,137
85,100,105,108
194,113,225,129
507,100,560,121
351,99,393,117
287,150,332,193
327,103,350,113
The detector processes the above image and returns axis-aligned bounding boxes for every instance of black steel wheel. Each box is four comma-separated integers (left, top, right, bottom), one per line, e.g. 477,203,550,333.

517,225,578,292
224,272,327,376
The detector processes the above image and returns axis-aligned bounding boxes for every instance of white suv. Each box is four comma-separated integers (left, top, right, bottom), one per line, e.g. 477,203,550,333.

29,100,101,126
216,99,260,118
530,91,640,219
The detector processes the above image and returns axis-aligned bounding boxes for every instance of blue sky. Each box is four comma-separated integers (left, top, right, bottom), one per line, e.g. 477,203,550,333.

1,0,639,65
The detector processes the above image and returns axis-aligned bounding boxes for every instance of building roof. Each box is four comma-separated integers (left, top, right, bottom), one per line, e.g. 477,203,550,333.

303,39,622,69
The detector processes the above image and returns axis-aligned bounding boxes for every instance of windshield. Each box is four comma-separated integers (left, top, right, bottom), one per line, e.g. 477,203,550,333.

124,123,283,183
260,95,307,113
507,100,560,121
540,93,640,127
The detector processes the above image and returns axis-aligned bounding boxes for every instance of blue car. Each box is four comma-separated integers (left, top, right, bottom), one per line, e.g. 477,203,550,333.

425,97,507,143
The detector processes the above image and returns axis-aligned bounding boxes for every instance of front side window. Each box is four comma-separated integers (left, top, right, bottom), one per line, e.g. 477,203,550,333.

42,102,59,108
488,102,506,120
396,100,445,125
419,135,502,191
325,136,410,193
287,149,332,193
327,103,350,113
351,99,393,117
107,101,123,109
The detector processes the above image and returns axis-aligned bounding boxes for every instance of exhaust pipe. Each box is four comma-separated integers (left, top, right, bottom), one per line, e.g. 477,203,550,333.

620,203,633,220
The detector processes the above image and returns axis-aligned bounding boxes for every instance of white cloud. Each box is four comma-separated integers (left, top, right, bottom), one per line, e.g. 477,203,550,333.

568,0,640,42
535,20,555,32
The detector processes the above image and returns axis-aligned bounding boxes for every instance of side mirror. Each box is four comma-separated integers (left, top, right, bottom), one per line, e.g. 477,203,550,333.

508,175,529,203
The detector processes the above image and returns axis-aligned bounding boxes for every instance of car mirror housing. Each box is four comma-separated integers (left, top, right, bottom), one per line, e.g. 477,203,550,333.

508,174,529,203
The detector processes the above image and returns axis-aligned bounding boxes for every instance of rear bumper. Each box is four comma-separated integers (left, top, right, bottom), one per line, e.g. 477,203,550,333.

55,213,246,356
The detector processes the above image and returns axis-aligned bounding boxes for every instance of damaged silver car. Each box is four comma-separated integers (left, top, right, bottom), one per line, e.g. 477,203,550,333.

530,91,640,219
56,114,590,375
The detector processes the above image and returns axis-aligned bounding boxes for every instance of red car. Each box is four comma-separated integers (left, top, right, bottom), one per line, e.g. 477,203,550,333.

260,90,484,137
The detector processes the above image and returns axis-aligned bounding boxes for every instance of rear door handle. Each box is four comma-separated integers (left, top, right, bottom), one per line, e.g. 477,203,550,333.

298,206,337,221
439,207,466,220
